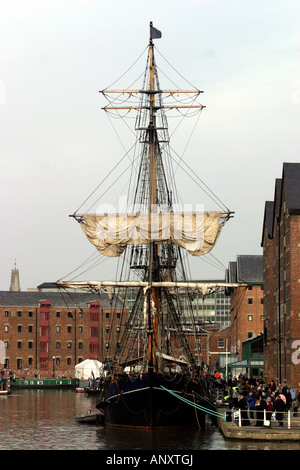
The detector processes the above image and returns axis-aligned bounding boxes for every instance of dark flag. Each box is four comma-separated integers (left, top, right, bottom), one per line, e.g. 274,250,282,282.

152,26,162,39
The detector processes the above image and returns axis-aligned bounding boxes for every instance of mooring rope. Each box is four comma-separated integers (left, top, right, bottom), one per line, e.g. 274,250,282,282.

160,386,225,420
193,390,216,406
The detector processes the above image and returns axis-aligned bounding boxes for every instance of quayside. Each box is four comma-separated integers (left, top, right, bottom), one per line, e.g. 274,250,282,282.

57,22,236,429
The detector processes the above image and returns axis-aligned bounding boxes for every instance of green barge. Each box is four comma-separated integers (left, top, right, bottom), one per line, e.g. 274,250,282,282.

9,378,79,389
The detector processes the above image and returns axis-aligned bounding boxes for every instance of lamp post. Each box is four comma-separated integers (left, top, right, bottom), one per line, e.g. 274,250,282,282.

52,356,55,378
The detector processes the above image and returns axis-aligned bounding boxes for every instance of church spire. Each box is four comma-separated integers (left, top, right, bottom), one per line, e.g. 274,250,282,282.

10,259,21,291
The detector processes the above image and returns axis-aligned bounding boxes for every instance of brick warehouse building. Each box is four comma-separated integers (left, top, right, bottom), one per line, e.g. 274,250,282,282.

261,163,300,389
226,255,264,363
1,283,232,377
0,290,127,376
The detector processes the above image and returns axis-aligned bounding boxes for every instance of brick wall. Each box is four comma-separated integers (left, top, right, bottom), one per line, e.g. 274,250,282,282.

262,171,300,389
262,212,275,382
230,284,264,361
0,299,128,377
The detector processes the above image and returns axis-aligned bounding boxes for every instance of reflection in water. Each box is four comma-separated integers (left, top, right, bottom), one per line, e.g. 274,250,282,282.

0,390,299,450
0,390,100,450
97,425,223,451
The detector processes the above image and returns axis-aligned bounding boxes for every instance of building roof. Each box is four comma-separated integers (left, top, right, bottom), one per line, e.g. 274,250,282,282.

226,262,237,284
261,200,274,246
36,282,59,290
227,255,263,284
237,255,263,283
274,178,282,216
261,163,300,244
283,162,300,214
0,291,124,309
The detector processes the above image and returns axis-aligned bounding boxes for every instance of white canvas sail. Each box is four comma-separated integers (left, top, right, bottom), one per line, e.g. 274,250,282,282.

79,212,222,257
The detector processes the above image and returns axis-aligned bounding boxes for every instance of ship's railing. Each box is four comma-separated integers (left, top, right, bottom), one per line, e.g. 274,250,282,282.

225,408,300,429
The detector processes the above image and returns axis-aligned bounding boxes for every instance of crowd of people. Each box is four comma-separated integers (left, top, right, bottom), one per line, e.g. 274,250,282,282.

218,374,300,427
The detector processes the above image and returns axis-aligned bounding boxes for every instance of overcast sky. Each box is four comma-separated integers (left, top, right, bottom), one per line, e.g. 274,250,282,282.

1,0,299,291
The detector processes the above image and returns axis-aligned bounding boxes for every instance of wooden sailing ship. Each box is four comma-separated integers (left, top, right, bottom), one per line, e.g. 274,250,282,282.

58,22,237,428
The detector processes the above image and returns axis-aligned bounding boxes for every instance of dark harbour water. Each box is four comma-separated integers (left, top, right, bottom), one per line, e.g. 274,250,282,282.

0,389,299,454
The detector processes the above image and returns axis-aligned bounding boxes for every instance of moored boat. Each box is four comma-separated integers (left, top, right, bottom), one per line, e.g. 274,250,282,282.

9,378,78,389
57,22,237,429
75,409,103,425
0,379,11,395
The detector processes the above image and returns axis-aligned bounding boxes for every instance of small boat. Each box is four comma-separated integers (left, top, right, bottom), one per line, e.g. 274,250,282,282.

84,386,100,395
0,379,11,395
9,378,78,389
75,409,103,424
84,378,103,395
76,387,85,393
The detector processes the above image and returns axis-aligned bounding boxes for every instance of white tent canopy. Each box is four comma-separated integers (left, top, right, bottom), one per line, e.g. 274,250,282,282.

74,359,103,380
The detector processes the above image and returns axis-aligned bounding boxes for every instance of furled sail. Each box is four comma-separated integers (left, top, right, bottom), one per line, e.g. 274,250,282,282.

79,212,222,257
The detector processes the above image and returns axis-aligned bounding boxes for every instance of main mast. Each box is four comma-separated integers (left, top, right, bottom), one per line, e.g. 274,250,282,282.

148,21,160,373
98,22,205,374
59,22,235,377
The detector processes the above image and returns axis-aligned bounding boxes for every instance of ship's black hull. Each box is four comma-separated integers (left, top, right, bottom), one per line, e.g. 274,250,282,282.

97,373,209,429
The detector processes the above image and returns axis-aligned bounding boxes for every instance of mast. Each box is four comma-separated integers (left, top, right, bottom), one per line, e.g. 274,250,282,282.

148,21,159,372
61,22,233,377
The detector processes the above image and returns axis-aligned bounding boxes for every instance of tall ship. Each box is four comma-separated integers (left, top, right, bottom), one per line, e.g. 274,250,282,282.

58,22,236,429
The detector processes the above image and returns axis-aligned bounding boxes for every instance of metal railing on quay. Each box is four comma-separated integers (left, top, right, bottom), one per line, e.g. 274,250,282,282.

225,408,300,429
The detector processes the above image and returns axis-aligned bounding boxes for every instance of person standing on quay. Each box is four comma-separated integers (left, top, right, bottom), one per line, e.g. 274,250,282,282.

237,395,250,426
254,398,267,427
292,390,300,416
274,393,285,427
266,397,274,425
247,391,255,420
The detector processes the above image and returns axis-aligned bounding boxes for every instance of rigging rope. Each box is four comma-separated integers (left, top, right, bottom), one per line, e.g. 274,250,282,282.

155,46,200,91
160,386,225,420
168,150,230,212
102,46,148,91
